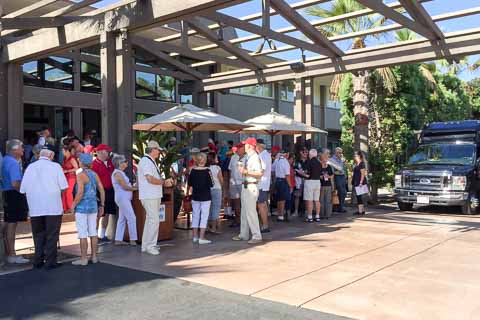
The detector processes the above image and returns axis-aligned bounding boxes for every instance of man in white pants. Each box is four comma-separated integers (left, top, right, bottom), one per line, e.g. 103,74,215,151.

137,141,172,255
232,138,264,244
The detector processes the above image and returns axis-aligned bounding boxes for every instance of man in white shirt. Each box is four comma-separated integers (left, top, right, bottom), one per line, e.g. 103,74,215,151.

227,143,245,227
233,138,263,244
273,151,292,222
37,127,51,146
20,145,68,270
256,139,272,233
137,141,172,255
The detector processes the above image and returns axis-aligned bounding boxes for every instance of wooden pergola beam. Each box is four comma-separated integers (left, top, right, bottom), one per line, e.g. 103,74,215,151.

399,0,443,39
155,0,331,42
201,30,480,91
2,0,247,63
1,0,101,37
133,37,207,80
270,0,343,57
188,5,480,67
132,36,252,70
188,17,266,69
203,11,332,57
356,0,436,39
168,0,432,56
134,64,197,81
3,0,58,18
1,17,83,30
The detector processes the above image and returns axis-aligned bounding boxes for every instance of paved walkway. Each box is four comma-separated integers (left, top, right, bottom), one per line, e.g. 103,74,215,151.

1,263,349,320
8,205,480,320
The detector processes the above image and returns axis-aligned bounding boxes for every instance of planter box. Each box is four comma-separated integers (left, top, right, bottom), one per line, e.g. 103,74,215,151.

130,187,174,241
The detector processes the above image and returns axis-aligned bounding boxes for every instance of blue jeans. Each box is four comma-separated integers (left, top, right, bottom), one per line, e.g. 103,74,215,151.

334,175,347,211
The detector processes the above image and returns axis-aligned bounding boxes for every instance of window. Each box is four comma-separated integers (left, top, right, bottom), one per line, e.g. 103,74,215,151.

43,56,73,90
326,100,342,109
23,56,74,90
23,61,41,87
280,81,295,102
135,71,175,102
230,84,273,99
81,62,101,93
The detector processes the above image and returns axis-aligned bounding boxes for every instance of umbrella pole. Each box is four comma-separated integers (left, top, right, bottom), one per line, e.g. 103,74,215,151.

176,129,193,231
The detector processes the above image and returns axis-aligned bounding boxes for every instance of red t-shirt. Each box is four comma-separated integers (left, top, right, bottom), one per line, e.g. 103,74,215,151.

92,158,114,189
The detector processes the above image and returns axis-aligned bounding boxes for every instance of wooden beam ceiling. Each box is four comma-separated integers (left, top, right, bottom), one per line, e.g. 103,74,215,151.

356,0,436,39
186,6,480,68
132,36,252,70
132,36,207,79
269,0,343,57
201,30,480,91
203,11,332,57
399,0,443,39
188,17,266,69
1,17,83,30
168,0,432,56
3,0,58,18
2,0,248,63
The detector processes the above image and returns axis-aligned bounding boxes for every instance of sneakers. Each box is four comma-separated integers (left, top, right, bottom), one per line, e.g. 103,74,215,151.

72,259,88,266
198,239,212,245
248,239,262,245
91,256,99,264
232,235,246,241
192,237,199,243
7,255,29,264
277,216,285,222
98,237,111,245
144,248,160,256
129,241,138,246
261,227,271,233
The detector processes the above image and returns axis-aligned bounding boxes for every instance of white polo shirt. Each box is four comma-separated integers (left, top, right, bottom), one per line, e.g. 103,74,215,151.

20,157,68,217
273,156,290,178
258,149,272,191
137,155,163,200
228,153,244,186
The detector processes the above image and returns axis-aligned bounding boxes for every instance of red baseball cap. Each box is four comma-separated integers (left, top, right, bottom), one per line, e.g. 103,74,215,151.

84,145,94,154
271,145,281,152
95,144,112,152
241,137,257,146
235,142,245,149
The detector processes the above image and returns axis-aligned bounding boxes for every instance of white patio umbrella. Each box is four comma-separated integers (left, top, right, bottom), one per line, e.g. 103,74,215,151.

232,108,327,137
132,104,250,132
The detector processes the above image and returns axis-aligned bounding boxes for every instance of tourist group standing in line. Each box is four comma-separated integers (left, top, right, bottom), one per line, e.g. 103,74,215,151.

1,128,368,268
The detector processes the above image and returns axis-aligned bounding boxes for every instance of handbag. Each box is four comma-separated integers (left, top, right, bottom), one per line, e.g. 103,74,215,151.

182,195,193,213
332,190,340,205
355,184,369,196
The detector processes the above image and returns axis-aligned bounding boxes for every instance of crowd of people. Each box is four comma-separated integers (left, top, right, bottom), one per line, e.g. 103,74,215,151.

0,127,368,268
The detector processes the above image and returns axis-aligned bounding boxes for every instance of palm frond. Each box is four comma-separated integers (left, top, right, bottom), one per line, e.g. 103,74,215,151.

330,73,345,99
375,67,397,94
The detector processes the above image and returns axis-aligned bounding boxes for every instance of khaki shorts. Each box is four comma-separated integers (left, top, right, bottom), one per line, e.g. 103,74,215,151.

303,180,321,201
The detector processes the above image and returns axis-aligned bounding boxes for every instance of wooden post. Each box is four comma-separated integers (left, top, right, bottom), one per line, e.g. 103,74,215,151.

319,84,327,148
7,64,24,141
100,31,118,149
115,30,134,156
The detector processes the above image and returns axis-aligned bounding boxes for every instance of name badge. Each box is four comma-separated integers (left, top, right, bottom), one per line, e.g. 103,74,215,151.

159,204,166,222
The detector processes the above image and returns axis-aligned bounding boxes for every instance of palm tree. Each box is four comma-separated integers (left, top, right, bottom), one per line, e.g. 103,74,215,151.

306,0,396,159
